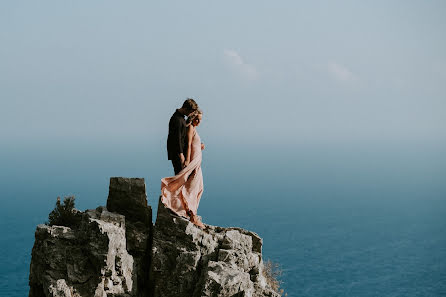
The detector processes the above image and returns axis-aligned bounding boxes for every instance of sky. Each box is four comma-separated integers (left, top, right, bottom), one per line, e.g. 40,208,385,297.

1,0,445,155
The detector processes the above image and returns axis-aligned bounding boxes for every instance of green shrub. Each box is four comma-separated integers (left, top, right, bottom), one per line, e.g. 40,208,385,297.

47,196,82,228
263,259,287,296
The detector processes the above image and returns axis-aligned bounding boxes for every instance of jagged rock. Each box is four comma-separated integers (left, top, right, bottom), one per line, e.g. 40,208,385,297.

106,177,152,253
29,207,134,297
106,177,153,296
29,177,281,297
151,200,280,297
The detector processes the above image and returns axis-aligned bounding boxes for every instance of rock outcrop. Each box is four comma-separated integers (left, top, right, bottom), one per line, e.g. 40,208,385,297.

106,177,152,296
29,207,135,297
152,201,280,297
29,177,280,297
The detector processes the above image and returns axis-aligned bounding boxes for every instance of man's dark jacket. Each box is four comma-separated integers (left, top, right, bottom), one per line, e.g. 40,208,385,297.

167,110,187,160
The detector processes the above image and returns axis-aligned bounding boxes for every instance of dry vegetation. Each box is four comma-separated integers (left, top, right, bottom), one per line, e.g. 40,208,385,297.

263,259,287,296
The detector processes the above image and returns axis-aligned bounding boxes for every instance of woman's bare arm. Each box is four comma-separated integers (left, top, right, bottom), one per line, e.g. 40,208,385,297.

185,125,194,166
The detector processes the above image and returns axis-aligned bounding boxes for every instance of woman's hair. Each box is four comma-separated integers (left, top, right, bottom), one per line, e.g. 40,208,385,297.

186,109,202,125
182,98,199,112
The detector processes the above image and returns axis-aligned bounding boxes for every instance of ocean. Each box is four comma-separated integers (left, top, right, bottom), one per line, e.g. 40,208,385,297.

1,144,445,297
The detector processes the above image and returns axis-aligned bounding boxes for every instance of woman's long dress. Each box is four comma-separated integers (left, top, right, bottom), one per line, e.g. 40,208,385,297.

161,129,203,218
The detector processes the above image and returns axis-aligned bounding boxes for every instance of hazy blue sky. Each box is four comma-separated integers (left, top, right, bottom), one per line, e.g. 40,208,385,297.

1,1,445,153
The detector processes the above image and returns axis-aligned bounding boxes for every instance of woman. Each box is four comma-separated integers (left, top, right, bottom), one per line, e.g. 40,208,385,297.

160,110,205,229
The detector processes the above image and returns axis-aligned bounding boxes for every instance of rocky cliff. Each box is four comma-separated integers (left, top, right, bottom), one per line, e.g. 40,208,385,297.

29,177,280,297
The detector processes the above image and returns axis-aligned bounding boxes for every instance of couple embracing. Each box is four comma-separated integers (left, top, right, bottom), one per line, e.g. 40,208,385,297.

161,98,206,229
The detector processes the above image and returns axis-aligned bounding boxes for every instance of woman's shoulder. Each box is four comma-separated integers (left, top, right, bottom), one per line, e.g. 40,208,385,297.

187,125,196,135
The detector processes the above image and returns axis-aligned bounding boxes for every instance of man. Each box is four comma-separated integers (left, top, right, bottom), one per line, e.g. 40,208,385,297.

167,98,199,174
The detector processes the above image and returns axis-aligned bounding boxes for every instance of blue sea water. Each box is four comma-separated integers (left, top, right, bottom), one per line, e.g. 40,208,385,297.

1,144,445,297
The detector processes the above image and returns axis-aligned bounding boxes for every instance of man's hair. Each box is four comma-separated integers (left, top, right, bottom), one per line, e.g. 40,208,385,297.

182,98,199,112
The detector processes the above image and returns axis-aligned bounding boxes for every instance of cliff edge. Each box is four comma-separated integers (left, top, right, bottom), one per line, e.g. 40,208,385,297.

28,177,280,297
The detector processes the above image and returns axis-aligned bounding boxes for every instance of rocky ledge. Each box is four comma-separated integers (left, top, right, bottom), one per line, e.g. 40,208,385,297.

29,177,280,297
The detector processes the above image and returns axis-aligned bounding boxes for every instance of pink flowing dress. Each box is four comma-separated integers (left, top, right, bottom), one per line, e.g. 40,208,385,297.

161,128,203,218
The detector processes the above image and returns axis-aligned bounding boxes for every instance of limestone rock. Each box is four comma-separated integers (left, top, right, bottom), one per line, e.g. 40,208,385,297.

151,200,280,297
107,177,152,253
29,177,282,297
29,207,134,297
106,177,153,296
